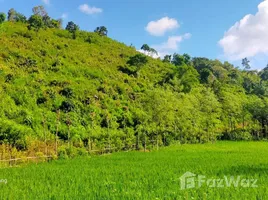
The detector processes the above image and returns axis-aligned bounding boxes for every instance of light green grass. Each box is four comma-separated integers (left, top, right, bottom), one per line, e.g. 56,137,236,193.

1,141,268,199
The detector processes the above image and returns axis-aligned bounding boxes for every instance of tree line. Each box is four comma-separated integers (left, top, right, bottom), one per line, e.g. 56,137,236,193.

0,6,108,37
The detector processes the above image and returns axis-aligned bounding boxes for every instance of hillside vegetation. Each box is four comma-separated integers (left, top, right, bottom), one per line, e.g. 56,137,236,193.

0,7,268,158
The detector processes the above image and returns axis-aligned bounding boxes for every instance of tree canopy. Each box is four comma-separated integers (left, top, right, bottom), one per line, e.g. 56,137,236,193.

94,26,108,36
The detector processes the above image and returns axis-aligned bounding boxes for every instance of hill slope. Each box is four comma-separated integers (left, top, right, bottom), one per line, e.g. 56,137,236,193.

0,22,268,157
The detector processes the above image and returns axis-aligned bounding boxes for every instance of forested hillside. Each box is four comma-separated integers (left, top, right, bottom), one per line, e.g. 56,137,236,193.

0,7,268,157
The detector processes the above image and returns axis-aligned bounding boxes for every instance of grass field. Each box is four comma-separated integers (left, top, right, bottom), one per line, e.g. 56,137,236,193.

0,142,268,199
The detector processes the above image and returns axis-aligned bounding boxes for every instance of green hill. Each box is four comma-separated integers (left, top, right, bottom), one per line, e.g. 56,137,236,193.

0,16,268,158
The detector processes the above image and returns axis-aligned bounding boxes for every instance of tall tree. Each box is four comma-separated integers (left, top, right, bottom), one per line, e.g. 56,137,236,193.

149,48,158,56
183,53,192,66
66,21,79,39
141,44,158,57
141,44,150,52
7,8,16,22
172,53,185,66
0,12,6,24
28,15,44,31
94,26,108,36
260,65,268,81
32,5,48,17
7,9,26,23
242,58,251,70
15,13,27,23
163,55,172,63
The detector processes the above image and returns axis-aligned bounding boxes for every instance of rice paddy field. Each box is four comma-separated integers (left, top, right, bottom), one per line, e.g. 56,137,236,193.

0,141,268,200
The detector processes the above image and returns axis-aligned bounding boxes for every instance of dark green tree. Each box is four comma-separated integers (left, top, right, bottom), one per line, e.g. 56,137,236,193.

172,53,185,66
127,54,148,69
163,55,172,63
260,66,268,81
7,8,16,21
0,12,6,24
183,53,192,65
94,26,108,36
66,21,79,39
7,8,27,23
141,44,150,52
15,13,27,23
28,15,44,31
242,57,250,70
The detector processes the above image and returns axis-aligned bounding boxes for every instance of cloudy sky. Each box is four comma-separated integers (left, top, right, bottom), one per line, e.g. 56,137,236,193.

0,0,267,69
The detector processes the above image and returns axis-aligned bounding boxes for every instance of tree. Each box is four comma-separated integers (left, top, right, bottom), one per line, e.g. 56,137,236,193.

192,57,211,72
66,21,79,39
0,13,6,24
260,66,268,81
32,5,47,17
141,44,150,52
242,58,250,70
7,9,26,23
28,15,44,31
126,54,148,77
149,48,158,56
52,19,62,29
183,53,192,66
127,54,148,69
200,68,211,84
163,55,172,63
42,15,51,28
94,26,108,36
7,8,16,22
15,13,27,23
172,53,185,66
141,44,158,57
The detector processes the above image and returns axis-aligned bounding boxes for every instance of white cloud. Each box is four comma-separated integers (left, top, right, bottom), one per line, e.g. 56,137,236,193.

219,0,268,60
152,33,191,57
138,49,159,59
61,13,68,19
79,4,103,15
42,0,50,5
145,17,179,36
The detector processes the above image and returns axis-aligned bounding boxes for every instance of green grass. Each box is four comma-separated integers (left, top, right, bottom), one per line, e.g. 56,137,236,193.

1,141,268,199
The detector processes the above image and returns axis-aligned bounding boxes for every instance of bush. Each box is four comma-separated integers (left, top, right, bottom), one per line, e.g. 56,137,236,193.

222,129,253,141
57,146,69,160
77,148,88,156
66,146,78,158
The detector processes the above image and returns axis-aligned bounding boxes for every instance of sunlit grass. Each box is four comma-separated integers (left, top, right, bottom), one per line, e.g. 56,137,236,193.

1,141,268,199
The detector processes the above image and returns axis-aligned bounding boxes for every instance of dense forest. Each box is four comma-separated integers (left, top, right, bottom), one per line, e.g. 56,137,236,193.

0,6,268,158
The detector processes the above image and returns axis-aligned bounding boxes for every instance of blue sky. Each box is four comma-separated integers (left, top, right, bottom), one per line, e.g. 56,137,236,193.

0,0,267,69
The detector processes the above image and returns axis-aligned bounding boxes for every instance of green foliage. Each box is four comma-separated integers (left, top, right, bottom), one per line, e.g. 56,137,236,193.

94,26,108,36
7,8,27,23
0,142,268,199
242,57,251,70
7,8,16,21
28,15,44,31
1,12,268,156
163,55,172,63
141,44,158,56
127,54,148,68
65,21,79,39
141,44,150,51
0,12,6,24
